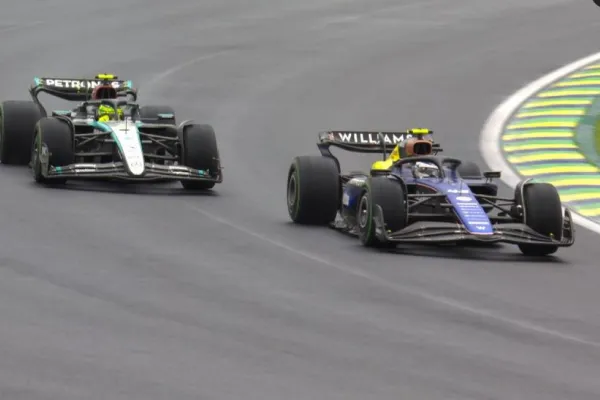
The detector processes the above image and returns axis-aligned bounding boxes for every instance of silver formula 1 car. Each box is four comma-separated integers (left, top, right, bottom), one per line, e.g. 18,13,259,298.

0,74,222,190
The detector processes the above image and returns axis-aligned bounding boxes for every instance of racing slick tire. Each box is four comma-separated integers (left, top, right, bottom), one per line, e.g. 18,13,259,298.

0,100,42,165
456,160,482,179
31,118,74,184
179,124,220,190
358,176,407,248
287,155,339,225
515,181,562,256
138,105,176,126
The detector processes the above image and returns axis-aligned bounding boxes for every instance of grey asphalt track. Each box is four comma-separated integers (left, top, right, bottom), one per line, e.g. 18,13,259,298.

2,1,600,399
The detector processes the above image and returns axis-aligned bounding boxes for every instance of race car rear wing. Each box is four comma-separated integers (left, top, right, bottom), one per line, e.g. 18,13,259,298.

28,75,137,116
316,129,442,164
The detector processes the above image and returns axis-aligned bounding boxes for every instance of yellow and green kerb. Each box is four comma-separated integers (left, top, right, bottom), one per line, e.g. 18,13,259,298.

501,62,600,220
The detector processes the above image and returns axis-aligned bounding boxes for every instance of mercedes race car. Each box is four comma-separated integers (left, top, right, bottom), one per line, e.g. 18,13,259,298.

0,74,222,189
286,129,575,256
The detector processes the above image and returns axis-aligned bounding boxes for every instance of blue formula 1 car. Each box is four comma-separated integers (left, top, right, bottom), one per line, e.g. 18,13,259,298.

286,129,575,256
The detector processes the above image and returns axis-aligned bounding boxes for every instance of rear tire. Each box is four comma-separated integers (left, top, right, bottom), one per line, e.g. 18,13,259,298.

31,118,74,184
138,105,176,125
179,124,220,190
0,100,42,165
287,155,339,224
358,176,407,247
516,181,562,256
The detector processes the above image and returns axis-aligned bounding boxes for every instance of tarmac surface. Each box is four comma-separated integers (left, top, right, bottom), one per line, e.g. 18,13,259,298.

1,1,600,399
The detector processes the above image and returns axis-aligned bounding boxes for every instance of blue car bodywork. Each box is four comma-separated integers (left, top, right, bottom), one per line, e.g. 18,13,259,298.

342,162,496,236
315,130,575,248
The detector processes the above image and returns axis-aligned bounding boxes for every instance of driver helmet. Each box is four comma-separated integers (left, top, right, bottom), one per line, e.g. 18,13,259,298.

412,161,441,179
91,84,123,121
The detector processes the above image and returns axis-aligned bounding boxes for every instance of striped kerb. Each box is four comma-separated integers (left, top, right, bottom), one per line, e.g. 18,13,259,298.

501,63,600,219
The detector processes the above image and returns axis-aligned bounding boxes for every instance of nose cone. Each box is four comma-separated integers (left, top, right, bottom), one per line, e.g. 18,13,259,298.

112,122,145,176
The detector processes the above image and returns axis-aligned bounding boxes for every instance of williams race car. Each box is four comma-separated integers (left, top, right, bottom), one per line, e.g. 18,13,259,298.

286,129,575,256
0,74,222,189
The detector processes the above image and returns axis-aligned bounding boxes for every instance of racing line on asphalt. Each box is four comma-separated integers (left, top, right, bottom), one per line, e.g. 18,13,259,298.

143,50,234,90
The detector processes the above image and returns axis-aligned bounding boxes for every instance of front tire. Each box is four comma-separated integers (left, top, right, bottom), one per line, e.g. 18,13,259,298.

31,118,74,184
179,124,220,190
516,181,562,256
0,100,42,165
287,155,339,225
358,176,407,247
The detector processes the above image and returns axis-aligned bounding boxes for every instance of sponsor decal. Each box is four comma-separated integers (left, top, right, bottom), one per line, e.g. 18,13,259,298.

348,177,367,186
456,196,473,202
447,189,470,193
445,190,492,233
41,78,126,90
128,158,143,169
331,131,410,145
111,122,144,175
457,202,480,208
342,192,350,206
70,163,97,172
165,166,191,175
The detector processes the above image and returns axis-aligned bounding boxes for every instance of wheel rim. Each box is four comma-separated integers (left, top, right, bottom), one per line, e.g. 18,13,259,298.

358,194,370,228
287,173,297,212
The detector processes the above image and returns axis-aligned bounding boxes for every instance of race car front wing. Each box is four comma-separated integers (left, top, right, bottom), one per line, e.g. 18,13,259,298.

42,161,222,183
372,205,575,247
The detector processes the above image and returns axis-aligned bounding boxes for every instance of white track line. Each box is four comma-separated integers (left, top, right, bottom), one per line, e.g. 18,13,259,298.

480,52,600,236
185,202,600,349
171,53,600,348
